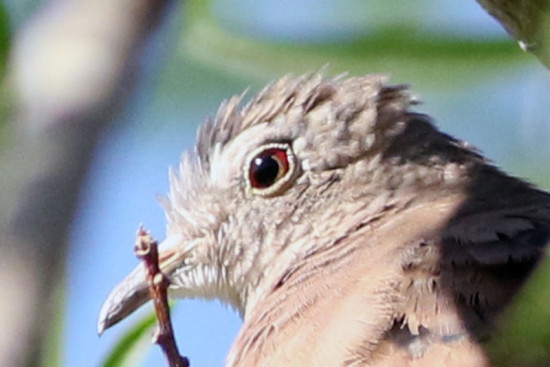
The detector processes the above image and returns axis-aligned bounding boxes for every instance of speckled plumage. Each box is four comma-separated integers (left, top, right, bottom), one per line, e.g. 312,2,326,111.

99,74,550,366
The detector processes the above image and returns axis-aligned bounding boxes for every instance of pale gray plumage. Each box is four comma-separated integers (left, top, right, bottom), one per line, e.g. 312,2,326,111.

98,73,550,366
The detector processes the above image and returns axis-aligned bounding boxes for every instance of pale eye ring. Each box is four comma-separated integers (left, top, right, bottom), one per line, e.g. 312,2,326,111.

245,143,296,196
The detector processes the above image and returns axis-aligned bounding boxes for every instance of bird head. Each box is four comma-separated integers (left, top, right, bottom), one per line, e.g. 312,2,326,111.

97,73,477,334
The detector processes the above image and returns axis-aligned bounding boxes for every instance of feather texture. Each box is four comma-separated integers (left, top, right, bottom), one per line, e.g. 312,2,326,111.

98,73,550,366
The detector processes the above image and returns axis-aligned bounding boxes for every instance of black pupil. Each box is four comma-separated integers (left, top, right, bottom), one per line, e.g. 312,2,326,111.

251,155,280,188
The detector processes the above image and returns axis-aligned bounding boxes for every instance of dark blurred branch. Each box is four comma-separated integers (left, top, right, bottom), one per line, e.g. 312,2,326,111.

477,0,550,68
0,0,176,365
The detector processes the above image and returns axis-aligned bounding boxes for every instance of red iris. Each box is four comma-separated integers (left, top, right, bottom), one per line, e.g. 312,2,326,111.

248,148,289,189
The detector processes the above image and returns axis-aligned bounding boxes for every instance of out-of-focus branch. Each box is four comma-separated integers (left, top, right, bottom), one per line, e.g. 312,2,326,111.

0,0,176,365
476,0,550,69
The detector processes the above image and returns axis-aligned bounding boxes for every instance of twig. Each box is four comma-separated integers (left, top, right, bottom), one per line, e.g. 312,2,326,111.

134,226,190,367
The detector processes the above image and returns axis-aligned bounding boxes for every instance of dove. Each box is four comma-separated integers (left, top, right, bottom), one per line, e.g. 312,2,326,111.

98,74,550,366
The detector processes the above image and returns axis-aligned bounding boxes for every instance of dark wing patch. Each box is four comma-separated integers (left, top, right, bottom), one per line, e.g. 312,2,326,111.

443,213,550,265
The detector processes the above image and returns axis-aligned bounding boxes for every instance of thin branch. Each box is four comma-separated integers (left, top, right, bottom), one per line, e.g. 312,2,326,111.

134,227,190,367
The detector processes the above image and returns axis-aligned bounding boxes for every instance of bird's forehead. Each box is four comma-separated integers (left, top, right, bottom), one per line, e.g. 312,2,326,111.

198,74,383,151
196,73,413,188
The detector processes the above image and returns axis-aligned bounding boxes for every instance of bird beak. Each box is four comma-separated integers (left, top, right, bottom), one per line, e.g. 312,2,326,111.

97,234,191,335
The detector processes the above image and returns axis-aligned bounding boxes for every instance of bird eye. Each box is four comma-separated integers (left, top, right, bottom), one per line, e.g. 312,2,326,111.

249,148,289,188
246,143,296,196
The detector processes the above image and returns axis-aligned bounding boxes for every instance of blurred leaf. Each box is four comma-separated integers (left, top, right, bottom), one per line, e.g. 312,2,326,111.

0,3,10,78
102,312,157,367
181,0,530,88
477,0,550,70
0,2,11,137
43,278,65,367
488,257,550,367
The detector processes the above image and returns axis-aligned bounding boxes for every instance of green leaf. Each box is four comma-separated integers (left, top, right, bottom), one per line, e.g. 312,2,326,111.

0,3,11,78
0,2,11,138
43,277,66,367
102,312,157,367
488,257,550,367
